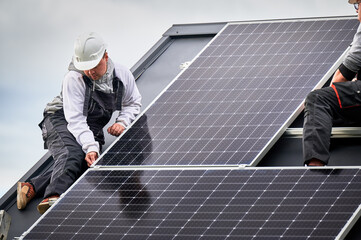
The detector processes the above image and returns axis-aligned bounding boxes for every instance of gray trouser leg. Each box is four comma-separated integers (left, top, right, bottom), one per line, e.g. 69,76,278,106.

303,87,336,164
31,112,87,198
303,86,361,165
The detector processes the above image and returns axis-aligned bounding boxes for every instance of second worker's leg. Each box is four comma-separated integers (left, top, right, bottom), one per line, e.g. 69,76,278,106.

303,87,340,165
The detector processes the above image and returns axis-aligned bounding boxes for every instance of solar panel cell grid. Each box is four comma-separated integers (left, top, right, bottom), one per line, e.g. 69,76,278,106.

23,168,361,240
97,18,358,166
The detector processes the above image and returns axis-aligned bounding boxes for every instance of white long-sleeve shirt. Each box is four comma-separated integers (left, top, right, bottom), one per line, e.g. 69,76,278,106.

46,61,141,155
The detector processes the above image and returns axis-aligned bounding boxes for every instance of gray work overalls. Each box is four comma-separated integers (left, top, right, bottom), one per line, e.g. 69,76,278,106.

30,72,123,198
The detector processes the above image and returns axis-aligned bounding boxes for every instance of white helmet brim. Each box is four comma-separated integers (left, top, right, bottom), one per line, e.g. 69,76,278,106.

73,54,104,71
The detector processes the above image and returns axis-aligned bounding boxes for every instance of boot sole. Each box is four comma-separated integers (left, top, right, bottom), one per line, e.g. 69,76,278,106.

16,182,26,210
37,202,50,215
37,197,59,214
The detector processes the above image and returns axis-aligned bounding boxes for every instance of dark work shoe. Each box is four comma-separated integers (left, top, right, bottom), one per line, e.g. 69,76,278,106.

37,195,60,214
17,182,36,210
306,159,326,166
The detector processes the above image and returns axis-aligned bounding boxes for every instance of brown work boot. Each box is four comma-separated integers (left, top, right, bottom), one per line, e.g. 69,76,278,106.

17,182,36,210
37,195,60,214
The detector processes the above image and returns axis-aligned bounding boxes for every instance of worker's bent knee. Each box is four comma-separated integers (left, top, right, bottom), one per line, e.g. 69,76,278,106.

305,91,318,105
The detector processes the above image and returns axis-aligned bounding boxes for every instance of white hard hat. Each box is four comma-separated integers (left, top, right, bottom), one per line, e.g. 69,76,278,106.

73,32,107,71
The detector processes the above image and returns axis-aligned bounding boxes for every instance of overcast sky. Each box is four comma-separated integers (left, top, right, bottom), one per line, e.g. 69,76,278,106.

0,0,356,198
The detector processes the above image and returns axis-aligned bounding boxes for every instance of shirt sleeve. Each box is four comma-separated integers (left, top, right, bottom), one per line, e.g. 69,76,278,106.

343,23,361,73
114,65,142,127
338,63,356,81
62,71,100,155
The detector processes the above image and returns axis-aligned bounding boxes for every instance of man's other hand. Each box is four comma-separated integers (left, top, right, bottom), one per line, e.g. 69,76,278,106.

107,123,125,136
85,151,98,167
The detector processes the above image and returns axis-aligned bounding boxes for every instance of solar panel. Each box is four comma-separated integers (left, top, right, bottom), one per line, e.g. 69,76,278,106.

22,167,361,240
97,17,358,166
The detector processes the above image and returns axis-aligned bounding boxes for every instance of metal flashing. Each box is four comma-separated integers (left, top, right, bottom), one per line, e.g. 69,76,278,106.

131,36,174,80
163,22,226,37
337,204,361,240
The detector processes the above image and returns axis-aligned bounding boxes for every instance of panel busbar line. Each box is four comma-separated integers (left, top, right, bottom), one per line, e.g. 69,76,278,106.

97,17,358,166
21,168,361,240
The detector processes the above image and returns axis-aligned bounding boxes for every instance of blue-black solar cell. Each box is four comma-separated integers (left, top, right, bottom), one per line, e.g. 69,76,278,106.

22,168,361,239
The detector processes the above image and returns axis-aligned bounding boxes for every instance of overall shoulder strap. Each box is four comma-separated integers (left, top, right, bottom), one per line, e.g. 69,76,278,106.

112,69,124,111
82,75,93,116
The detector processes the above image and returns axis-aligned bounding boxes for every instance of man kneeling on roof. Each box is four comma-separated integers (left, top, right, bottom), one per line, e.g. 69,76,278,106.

303,0,361,166
17,32,141,214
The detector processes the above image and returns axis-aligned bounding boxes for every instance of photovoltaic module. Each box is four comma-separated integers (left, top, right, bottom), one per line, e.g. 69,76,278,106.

22,168,361,239
97,17,358,166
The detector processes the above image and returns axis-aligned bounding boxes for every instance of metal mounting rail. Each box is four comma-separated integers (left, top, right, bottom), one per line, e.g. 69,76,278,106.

284,127,361,138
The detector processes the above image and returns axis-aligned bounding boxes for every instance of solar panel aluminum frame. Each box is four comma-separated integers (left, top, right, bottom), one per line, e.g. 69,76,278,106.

337,204,361,240
94,16,357,168
285,127,361,138
20,166,361,240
